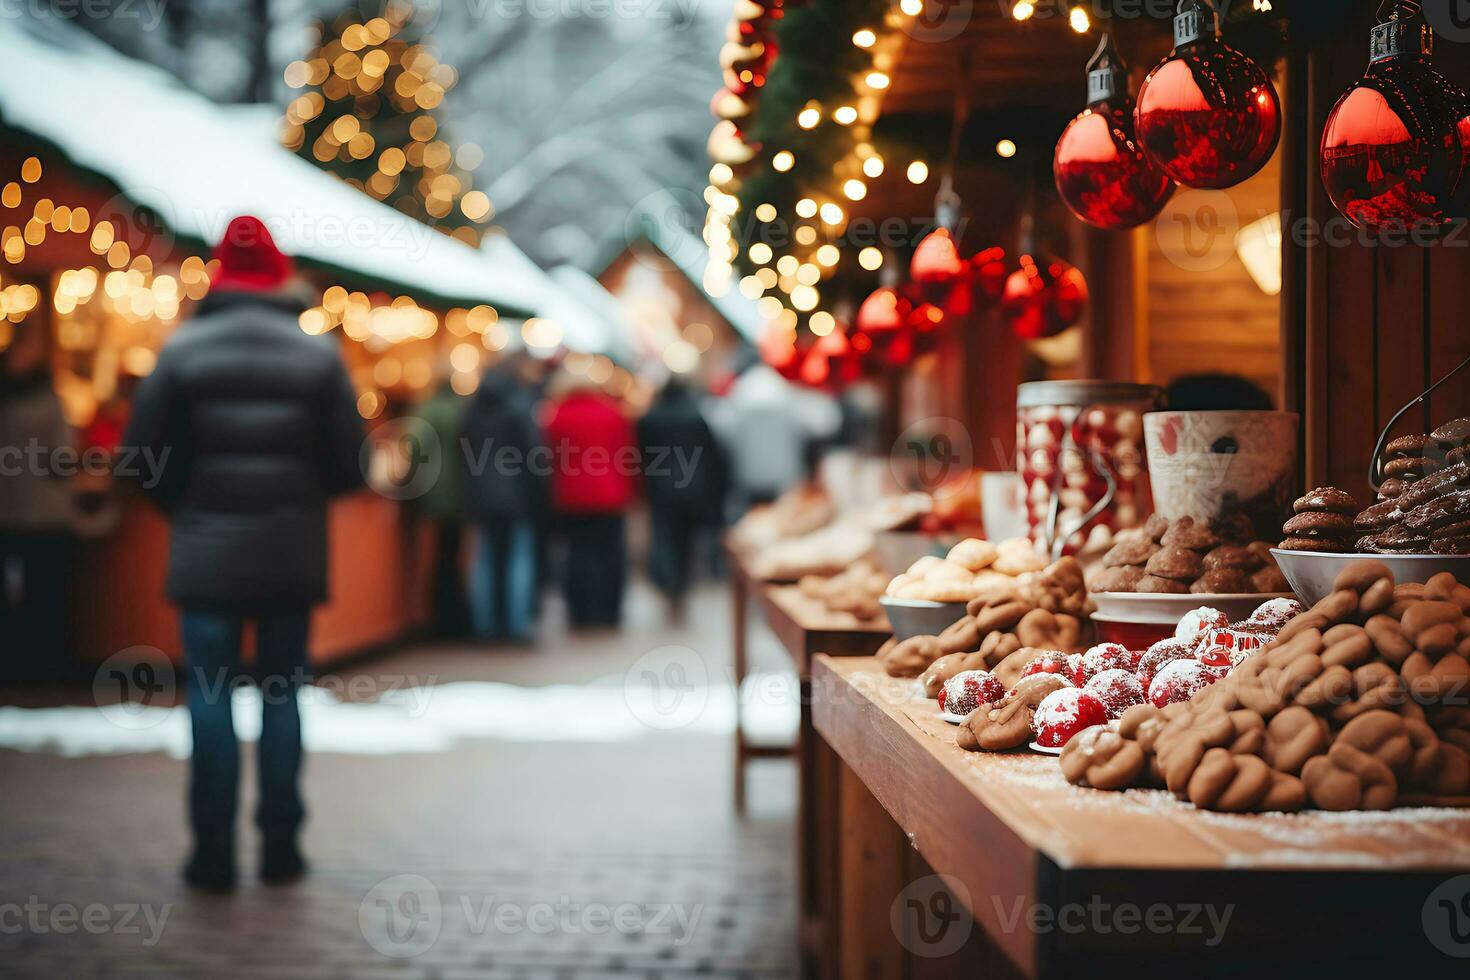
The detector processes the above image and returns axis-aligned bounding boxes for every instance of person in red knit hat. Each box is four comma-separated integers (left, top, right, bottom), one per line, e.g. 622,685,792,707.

125,215,365,891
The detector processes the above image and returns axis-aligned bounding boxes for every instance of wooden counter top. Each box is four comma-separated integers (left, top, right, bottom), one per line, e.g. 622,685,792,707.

811,655,1470,975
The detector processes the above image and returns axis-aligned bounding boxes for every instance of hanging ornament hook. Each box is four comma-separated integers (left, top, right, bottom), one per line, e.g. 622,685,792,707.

1085,33,1128,105
1368,354,1470,492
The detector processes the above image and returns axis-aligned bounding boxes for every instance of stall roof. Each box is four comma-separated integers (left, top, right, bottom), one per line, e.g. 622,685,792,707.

593,191,766,343
0,20,556,319
546,265,638,359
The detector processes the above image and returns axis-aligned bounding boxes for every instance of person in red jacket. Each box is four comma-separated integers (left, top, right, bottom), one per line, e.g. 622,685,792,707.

542,375,636,627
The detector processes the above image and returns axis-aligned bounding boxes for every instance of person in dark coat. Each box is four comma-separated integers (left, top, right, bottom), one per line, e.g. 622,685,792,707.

124,216,364,892
461,356,544,643
636,377,726,618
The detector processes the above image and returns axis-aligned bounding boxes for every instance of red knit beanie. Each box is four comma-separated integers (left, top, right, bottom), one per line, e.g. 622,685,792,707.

210,215,293,292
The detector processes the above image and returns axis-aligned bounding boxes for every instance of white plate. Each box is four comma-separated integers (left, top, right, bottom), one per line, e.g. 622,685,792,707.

1029,741,1064,755
1090,591,1294,625
938,710,969,725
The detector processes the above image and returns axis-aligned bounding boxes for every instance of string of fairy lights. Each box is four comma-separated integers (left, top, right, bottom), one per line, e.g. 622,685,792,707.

702,1,911,342
280,6,493,247
703,0,1275,345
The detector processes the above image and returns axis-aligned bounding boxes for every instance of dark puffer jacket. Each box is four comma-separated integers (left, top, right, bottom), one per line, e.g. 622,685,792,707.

124,290,364,607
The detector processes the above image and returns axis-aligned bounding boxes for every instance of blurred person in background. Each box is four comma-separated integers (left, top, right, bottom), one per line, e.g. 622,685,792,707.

636,375,726,620
544,372,636,628
0,316,77,683
408,373,471,639
124,216,364,892
461,353,544,644
707,362,841,511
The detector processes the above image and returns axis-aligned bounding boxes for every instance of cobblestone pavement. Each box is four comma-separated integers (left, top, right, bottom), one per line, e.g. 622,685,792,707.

0,583,800,979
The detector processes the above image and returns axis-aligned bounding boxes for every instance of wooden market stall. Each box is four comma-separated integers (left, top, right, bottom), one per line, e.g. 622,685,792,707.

707,1,1470,976
0,21,563,667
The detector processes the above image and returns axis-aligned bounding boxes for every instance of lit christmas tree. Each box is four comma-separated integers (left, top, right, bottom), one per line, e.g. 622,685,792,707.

280,2,492,246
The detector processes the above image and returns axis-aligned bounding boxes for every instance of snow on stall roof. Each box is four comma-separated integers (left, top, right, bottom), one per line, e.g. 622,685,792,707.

545,265,637,358
0,20,556,319
614,191,765,342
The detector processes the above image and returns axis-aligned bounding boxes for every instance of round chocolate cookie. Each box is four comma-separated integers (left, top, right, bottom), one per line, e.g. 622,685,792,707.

1279,536,1349,553
1292,486,1357,515
1430,416,1470,448
1385,433,1432,458
1202,544,1262,571
1134,574,1191,594
1282,511,1354,537
1376,523,1431,552
1376,477,1407,500
1432,518,1470,541
1354,497,1404,531
1384,455,1438,479
1092,564,1146,592
1251,565,1290,592
1190,568,1253,594
1395,460,1470,510
1102,537,1159,568
1159,517,1219,551
1432,535,1470,555
1208,512,1257,544
1403,488,1470,531
1144,545,1205,582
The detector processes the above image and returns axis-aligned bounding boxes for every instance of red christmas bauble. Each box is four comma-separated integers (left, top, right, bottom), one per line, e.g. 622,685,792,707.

969,245,1008,306
907,302,947,335
1321,14,1470,230
1135,7,1280,190
854,287,911,333
909,227,973,316
758,323,801,379
1001,255,1088,341
1056,103,1175,229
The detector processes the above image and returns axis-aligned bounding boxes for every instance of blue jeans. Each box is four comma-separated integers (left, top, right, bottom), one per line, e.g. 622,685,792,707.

469,519,537,641
181,608,309,848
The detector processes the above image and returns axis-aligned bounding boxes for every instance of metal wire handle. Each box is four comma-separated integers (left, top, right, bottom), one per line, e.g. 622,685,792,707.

1369,353,1470,492
1044,404,1119,560
1377,0,1422,21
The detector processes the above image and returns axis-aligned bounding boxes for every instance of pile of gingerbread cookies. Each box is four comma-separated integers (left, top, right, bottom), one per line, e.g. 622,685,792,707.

1059,560,1470,811
936,598,1299,754
1282,416,1470,556
1089,513,1289,595
795,560,889,625
879,556,1092,685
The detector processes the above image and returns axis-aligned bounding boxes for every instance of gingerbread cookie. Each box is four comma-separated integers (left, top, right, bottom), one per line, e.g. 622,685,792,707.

1293,486,1358,514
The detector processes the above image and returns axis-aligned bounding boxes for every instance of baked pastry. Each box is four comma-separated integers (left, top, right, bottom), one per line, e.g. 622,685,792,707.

1279,487,1358,553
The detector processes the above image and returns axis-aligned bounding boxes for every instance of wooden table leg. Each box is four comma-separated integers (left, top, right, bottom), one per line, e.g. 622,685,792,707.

732,569,749,813
837,752,908,980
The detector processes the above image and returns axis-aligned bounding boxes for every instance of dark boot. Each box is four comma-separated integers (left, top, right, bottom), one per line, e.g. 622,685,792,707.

261,836,308,885
183,833,236,892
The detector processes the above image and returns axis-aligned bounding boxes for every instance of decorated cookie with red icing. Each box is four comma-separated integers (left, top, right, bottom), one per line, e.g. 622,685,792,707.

1021,652,1076,681
1136,637,1197,689
939,669,1006,715
1078,643,1141,683
1084,668,1145,719
1147,658,1217,707
1031,688,1108,748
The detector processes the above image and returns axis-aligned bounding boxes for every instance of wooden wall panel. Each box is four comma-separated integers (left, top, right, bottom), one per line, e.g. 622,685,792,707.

1293,8,1470,501
1142,152,1283,400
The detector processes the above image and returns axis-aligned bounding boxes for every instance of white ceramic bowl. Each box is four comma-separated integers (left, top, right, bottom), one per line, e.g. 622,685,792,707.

1090,591,1293,625
879,596,968,642
1270,549,1470,606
